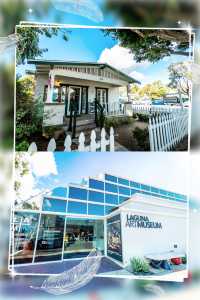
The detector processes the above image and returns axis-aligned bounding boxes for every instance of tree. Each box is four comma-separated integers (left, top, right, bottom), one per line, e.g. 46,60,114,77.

168,62,191,96
17,27,69,65
104,29,190,63
104,1,198,27
131,81,170,100
16,75,44,150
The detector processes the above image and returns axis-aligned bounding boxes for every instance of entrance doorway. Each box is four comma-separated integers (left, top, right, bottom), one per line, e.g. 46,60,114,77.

67,86,81,115
63,218,104,259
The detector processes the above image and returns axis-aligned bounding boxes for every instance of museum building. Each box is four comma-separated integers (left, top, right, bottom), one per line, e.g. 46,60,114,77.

11,173,187,269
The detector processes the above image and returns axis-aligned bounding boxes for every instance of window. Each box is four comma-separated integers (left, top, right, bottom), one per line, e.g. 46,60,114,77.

118,177,129,186
119,196,129,204
88,191,104,203
81,87,88,114
63,219,104,259
68,187,87,201
105,206,116,214
88,204,104,216
105,193,118,205
105,182,118,193
43,86,48,102
67,201,87,214
159,189,168,196
130,181,141,189
105,174,118,183
141,184,150,191
130,189,137,196
35,214,65,262
52,87,59,102
89,179,104,191
51,187,67,198
42,198,66,213
12,212,39,265
151,186,159,194
118,186,130,196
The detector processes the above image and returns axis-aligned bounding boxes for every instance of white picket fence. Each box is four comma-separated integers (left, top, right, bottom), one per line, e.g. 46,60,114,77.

148,111,189,151
28,127,115,152
132,104,188,115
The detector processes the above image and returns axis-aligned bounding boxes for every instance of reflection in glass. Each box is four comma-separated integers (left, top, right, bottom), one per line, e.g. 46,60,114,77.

89,179,104,191
42,198,67,213
12,212,39,264
35,214,65,262
67,201,87,214
63,218,104,259
68,186,88,201
118,186,130,196
118,177,129,186
88,190,104,203
105,174,118,183
88,204,104,216
105,193,118,205
105,182,118,193
51,187,68,198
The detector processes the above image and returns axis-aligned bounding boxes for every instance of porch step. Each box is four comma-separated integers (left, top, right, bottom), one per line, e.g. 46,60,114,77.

63,115,96,133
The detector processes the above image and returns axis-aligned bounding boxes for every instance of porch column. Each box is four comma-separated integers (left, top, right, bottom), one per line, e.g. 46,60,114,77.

46,71,55,103
127,84,131,102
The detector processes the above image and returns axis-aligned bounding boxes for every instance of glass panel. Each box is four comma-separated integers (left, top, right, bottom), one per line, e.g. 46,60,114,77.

141,184,150,191
118,177,129,186
118,186,130,196
42,198,66,213
105,193,118,205
105,174,118,183
119,196,129,204
88,191,104,203
35,214,65,262
159,189,168,196
81,87,87,114
61,86,67,103
68,186,87,201
107,214,122,262
130,181,141,189
67,201,87,214
88,204,104,216
105,206,116,214
151,186,159,194
63,219,104,259
53,87,59,102
130,189,137,196
105,182,118,193
89,179,104,191
51,187,67,198
12,212,39,264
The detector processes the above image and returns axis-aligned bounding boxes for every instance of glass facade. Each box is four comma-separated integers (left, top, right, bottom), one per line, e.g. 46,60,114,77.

11,212,39,264
12,173,187,265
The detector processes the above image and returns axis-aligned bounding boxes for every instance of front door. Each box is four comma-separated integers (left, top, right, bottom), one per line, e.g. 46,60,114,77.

96,88,108,113
67,86,81,115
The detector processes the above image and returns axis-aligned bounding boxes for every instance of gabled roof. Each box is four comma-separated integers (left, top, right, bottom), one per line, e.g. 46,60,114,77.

27,59,140,84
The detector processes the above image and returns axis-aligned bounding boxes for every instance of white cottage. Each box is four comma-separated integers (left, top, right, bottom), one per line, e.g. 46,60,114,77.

28,60,139,127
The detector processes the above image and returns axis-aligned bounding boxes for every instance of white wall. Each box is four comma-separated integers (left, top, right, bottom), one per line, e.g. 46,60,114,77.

121,211,187,266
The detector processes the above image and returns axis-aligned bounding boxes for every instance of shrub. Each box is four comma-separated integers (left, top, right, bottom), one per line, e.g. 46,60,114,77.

133,127,150,151
15,140,30,151
130,257,150,274
105,116,133,129
136,113,149,122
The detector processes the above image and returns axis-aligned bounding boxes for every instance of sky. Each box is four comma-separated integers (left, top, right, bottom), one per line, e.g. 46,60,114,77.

18,152,190,201
18,26,190,86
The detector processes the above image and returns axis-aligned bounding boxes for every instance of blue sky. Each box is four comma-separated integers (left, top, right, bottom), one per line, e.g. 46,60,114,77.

30,152,189,196
18,26,190,85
